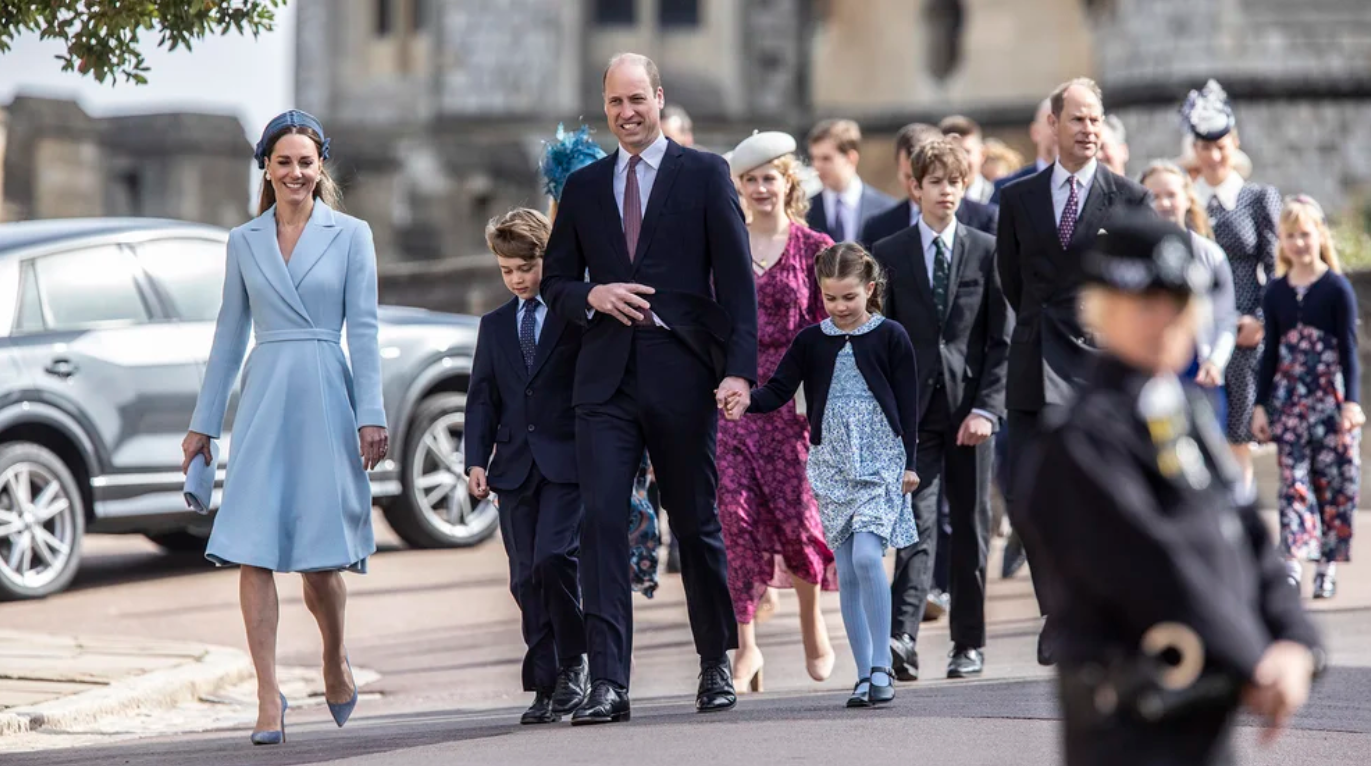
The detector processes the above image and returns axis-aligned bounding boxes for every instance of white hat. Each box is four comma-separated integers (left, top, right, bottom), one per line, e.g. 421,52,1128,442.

729,131,797,176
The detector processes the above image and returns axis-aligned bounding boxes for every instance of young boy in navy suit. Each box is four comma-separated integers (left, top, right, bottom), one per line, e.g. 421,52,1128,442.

465,208,588,724
872,139,1010,682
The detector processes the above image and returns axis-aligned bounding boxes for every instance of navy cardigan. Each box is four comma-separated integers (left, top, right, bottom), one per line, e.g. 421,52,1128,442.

748,318,920,470
1255,271,1360,408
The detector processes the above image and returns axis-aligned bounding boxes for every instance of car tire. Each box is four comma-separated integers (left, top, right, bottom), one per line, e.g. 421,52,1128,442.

144,530,210,555
383,393,499,549
0,442,86,601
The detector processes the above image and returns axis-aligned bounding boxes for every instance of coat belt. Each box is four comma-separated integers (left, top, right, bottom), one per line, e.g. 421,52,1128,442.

255,329,341,345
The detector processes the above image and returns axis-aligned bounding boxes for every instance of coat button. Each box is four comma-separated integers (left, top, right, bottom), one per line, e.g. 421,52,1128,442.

526,388,533,396
527,424,536,432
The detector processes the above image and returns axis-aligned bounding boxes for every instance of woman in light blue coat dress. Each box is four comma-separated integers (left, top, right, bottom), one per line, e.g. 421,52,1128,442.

181,111,387,745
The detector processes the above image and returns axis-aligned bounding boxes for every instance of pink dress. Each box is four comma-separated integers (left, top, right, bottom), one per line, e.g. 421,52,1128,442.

718,224,839,624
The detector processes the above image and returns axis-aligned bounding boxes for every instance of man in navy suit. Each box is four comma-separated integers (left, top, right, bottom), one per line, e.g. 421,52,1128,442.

990,98,1058,205
465,209,587,725
996,78,1153,667
859,123,999,251
542,52,758,724
805,118,897,242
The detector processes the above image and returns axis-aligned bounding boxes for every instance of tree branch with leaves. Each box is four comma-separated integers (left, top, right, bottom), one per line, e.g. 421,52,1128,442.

0,1,288,85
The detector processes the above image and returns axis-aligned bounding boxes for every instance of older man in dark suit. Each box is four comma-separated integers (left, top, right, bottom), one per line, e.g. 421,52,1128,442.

996,77,1153,666
542,52,758,724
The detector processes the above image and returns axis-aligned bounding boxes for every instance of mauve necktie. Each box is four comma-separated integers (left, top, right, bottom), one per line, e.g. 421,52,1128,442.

1058,175,1080,249
624,154,643,260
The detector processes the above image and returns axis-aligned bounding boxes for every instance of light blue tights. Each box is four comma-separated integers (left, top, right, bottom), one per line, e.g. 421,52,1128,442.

834,531,893,691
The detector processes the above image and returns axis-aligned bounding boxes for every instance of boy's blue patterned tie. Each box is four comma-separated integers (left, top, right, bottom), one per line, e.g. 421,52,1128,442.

519,299,537,372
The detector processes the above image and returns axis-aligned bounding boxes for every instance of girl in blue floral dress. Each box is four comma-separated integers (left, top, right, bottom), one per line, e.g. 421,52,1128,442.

1251,195,1364,600
724,243,920,708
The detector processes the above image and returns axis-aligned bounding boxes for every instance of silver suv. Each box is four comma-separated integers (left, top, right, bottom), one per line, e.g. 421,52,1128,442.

0,218,498,600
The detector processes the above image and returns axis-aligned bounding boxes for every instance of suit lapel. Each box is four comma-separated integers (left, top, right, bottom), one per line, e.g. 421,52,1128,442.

287,201,343,288
899,226,935,306
1070,168,1117,249
944,225,972,325
595,155,633,270
631,140,683,273
1027,168,1064,256
811,194,829,236
243,207,311,323
495,299,529,381
530,309,565,379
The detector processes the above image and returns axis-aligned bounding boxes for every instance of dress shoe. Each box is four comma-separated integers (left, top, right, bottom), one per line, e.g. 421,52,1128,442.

696,657,737,713
845,678,872,708
947,646,984,679
1002,532,1027,578
923,589,950,621
1037,621,1058,667
521,690,559,724
1313,572,1337,599
550,656,589,715
889,634,919,682
868,667,895,705
570,680,631,725
326,654,359,728
250,692,288,746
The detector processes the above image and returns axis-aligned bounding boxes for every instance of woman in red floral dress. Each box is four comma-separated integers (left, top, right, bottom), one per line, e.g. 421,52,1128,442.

719,132,839,691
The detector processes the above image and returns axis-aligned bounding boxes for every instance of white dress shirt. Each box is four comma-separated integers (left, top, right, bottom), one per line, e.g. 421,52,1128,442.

519,296,547,344
608,132,671,329
1195,171,1244,212
1051,158,1099,225
822,177,865,241
965,175,993,205
915,215,997,425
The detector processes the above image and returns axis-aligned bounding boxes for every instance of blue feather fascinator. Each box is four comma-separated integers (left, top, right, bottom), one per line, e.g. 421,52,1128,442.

541,123,606,203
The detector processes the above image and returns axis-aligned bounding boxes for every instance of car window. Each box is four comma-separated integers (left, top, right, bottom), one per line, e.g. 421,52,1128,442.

15,262,44,332
134,239,227,322
31,246,150,331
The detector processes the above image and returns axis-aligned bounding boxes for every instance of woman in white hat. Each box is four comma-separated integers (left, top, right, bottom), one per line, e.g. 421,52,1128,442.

716,132,838,692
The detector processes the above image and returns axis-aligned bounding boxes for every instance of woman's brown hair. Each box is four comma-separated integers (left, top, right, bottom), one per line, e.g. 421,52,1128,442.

1139,160,1213,239
256,125,342,216
814,242,885,314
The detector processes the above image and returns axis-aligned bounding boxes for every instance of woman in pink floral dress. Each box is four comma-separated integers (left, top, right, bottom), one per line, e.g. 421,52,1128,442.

720,132,838,691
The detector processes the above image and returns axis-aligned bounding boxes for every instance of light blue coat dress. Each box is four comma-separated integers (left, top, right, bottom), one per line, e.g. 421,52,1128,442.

190,202,386,573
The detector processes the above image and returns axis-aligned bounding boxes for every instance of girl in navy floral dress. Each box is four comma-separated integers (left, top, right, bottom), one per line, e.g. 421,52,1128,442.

1251,196,1364,599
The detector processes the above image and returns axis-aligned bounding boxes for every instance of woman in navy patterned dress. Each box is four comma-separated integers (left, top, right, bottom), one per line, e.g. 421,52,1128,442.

1182,80,1282,501
1251,196,1363,600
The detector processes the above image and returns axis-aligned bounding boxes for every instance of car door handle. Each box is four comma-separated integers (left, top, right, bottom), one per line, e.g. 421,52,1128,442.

44,358,78,379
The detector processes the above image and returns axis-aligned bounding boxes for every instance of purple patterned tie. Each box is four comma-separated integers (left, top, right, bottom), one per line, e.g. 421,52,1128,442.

1059,175,1079,249
624,154,643,260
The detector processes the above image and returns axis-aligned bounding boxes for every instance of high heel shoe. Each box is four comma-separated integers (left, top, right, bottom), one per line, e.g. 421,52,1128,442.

327,654,359,728
732,653,764,693
806,650,835,682
250,692,288,746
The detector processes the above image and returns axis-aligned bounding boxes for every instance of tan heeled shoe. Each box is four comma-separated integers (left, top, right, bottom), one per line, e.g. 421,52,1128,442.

733,652,765,693
806,650,835,682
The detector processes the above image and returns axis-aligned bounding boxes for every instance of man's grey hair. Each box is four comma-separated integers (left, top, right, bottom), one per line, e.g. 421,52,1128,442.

603,52,662,92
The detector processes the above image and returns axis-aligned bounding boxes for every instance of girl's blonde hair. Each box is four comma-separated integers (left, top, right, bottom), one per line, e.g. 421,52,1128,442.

1138,160,1213,240
1275,194,1341,276
814,242,885,314
737,153,810,225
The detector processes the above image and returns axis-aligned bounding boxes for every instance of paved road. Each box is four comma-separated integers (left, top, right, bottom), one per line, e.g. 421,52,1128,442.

2,511,1369,764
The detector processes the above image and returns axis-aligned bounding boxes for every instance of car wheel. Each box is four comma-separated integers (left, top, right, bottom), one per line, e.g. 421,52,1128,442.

0,442,85,601
144,530,210,555
383,393,499,549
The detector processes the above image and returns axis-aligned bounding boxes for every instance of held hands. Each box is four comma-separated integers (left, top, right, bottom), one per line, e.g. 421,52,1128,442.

716,377,751,421
1195,361,1224,388
1236,316,1264,349
1243,640,1315,745
588,283,656,326
468,467,491,500
180,431,213,474
956,413,995,447
359,426,389,471
1251,406,1271,443
902,470,921,495
1342,402,1366,433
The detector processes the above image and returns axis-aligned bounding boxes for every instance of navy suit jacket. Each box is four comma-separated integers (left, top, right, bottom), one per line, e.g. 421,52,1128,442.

806,183,898,242
989,163,1042,205
858,199,999,252
541,139,758,405
464,297,581,491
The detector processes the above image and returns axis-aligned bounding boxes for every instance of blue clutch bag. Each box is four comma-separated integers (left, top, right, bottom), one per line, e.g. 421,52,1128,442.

183,440,219,514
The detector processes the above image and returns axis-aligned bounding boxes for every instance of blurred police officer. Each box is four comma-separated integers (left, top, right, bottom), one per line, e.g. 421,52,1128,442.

1016,211,1323,765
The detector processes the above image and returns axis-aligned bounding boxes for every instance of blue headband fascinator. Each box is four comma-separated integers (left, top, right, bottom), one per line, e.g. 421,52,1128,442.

1180,80,1235,142
540,123,606,203
254,109,331,169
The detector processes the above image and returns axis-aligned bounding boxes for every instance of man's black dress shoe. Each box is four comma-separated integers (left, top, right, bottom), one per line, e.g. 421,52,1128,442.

868,668,895,705
696,657,737,713
947,646,984,679
889,634,919,682
550,656,589,715
1002,532,1027,578
570,680,630,725
846,678,872,708
521,691,558,724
